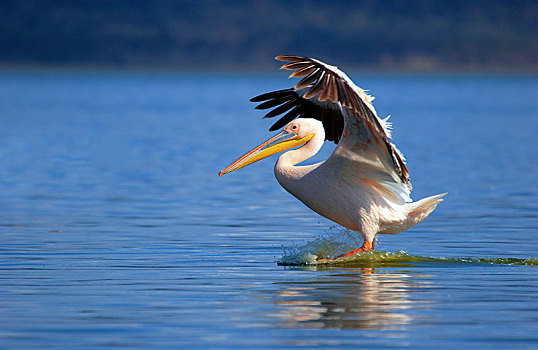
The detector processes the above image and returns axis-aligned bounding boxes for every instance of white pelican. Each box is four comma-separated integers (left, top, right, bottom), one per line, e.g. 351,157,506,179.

220,55,445,262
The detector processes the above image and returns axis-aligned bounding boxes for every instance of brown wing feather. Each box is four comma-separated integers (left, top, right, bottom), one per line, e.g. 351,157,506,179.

290,66,315,78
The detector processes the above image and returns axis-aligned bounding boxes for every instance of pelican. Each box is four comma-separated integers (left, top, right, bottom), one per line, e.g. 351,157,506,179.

219,55,445,262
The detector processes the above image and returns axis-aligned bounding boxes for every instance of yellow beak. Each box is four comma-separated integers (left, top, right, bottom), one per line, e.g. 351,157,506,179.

219,131,315,176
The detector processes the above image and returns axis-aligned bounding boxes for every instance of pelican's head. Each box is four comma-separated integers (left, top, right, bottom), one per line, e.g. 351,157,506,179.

219,118,321,176
282,118,324,138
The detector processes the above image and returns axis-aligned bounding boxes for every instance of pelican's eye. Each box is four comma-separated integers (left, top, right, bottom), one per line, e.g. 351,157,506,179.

292,125,298,131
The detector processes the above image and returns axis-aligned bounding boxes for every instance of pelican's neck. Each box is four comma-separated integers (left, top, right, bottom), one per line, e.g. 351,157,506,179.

274,132,325,183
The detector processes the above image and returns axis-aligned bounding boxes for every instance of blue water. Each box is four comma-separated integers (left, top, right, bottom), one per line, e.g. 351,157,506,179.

0,71,537,348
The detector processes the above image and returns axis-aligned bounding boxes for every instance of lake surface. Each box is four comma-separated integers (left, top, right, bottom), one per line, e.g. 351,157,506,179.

0,71,536,348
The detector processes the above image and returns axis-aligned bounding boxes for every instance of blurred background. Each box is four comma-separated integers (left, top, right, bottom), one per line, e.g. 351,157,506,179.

1,0,536,72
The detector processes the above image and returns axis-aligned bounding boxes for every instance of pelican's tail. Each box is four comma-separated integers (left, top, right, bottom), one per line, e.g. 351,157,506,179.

380,193,446,234
404,192,446,229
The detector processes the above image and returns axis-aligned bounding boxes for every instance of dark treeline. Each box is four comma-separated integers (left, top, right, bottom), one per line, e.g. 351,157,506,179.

1,0,536,71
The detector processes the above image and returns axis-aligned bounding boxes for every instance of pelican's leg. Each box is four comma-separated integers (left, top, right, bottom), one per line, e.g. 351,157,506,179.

316,224,377,263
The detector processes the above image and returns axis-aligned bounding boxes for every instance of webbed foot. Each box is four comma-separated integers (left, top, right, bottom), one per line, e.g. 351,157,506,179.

316,240,374,263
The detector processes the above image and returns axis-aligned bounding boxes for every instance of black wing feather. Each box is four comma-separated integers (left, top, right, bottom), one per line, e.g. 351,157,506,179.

250,88,343,143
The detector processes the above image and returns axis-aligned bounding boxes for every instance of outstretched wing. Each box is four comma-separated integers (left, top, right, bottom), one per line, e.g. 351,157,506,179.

251,55,412,197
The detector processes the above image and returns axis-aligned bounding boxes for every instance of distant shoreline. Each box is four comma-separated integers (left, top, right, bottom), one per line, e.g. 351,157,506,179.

3,1,536,77
0,62,536,75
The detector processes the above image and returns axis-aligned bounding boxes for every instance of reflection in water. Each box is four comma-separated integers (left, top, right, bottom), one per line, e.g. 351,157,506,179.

272,268,434,330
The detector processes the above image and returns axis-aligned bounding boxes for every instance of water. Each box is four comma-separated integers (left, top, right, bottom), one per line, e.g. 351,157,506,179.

0,71,536,348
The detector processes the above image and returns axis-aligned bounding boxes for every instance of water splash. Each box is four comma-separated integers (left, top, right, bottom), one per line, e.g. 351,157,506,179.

279,227,362,265
278,228,538,267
